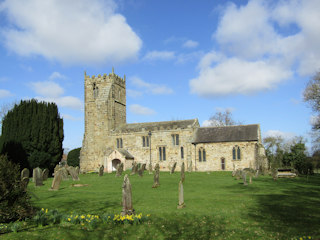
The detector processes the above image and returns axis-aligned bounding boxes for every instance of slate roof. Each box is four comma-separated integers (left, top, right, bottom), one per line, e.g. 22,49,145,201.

116,119,199,133
192,124,259,144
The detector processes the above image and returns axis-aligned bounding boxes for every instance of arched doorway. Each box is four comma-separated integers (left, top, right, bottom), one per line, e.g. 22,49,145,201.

112,159,121,171
221,158,225,170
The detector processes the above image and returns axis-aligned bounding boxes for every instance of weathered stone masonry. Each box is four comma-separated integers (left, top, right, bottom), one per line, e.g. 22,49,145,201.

80,69,267,173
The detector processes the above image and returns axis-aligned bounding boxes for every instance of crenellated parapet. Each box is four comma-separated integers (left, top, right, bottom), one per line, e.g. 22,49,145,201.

84,68,126,88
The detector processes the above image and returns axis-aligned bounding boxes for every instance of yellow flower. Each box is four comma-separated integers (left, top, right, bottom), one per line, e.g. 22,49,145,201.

45,209,48,213
75,215,78,219
67,218,71,222
81,215,85,219
147,214,150,217
41,208,44,211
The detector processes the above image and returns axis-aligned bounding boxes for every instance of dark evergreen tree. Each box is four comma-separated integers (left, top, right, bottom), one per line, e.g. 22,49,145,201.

67,147,81,167
0,99,64,173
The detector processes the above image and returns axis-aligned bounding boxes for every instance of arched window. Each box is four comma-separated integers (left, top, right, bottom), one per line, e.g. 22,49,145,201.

198,148,206,162
93,83,99,99
232,146,241,160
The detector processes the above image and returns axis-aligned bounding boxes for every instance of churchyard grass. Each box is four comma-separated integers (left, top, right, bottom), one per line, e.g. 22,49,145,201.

1,171,319,239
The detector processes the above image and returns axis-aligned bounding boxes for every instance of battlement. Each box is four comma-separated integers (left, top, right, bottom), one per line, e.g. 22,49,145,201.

84,68,126,87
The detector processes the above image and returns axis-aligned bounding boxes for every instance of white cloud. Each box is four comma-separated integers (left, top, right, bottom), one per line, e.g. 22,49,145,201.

143,51,175,61
35,96,83,111
30,81,64,98
190,57,291,96
131,76,173,95
182,40,199,48
129,104,155,115
0,89,13,98
190,0,320,97
61,113,81,121
0,0,142,65
49,72,67,81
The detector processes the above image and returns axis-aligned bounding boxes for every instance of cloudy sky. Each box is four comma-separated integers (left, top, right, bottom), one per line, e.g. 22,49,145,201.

0,0,319,151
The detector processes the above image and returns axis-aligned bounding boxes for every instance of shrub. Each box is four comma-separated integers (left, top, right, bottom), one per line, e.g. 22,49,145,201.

67,148,81,167
0,155,34,223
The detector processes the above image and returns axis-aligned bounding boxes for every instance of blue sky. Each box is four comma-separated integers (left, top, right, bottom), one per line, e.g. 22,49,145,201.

0,0,319,152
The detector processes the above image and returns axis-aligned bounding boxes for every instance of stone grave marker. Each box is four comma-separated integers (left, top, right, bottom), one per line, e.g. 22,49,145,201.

42,168,49,181
170,162,177,174
34,167,43,186
51,170,62,190
67,166,80,181
148,163,153,174
181,162,185,183
60,167,69,180
131,162,137,175
21,168,30,180
242,171,248,186
99,165,104,176
116,163,124,177
152,163,160,188
75,166,80,175
121,174,134,216
21,177,29,191
177,180,185,209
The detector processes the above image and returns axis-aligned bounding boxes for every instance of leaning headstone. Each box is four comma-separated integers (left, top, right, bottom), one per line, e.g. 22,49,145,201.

21,168,30,180
170,162,177,174
34,167,43,186
99,165,104,176
138,165,145,177
131,162,137,175
21,177,29,191
53,165,60,176
121,174,134,216
148,163,153,174
67,166,80,181
152,163,160,188
234,169,241,180
181,162,185,183
177,180,185,209
116,163,124,177
42,168,49,181
51,170,63,190
32,168,36,182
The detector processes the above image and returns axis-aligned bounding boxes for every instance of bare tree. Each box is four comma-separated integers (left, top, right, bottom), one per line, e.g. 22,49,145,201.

0,102,15,133
207,109,242,127
304,72,320,149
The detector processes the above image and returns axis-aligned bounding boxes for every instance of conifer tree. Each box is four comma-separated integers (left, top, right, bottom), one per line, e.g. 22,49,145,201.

0,99,64,173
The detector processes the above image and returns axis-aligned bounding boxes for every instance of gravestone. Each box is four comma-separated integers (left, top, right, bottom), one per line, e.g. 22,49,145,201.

21,168,30,180
148,163,153,174
116,163,124,177
131,162,137,175
170,162,177,174
75,166,80,175
243,168,255,184
21,177,29,191
67,166,80,181
152,163,160,188
99,165,104,176
177,180,185,209
242,171,248,186
60,167,69,180
54,165,60,176
181,162,185,182
34,167,43,186
234,169,241,180
42,168,49,181
121,174,134,216
141,163,146,171
51,169,62,190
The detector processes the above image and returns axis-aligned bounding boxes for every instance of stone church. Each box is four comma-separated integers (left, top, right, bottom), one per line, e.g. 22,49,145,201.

80,69,267,173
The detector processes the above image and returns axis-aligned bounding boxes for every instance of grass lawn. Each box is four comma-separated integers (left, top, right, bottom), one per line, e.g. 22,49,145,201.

1,171,320,240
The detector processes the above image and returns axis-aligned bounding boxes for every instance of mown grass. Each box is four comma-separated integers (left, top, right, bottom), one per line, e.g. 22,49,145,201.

1,171,320,239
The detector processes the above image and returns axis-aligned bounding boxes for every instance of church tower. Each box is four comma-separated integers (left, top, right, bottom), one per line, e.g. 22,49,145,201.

80,68,126,171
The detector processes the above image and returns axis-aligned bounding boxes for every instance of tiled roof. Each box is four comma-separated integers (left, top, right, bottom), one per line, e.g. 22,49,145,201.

192,124,259,143
116,119,199,133
117,149,134,159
